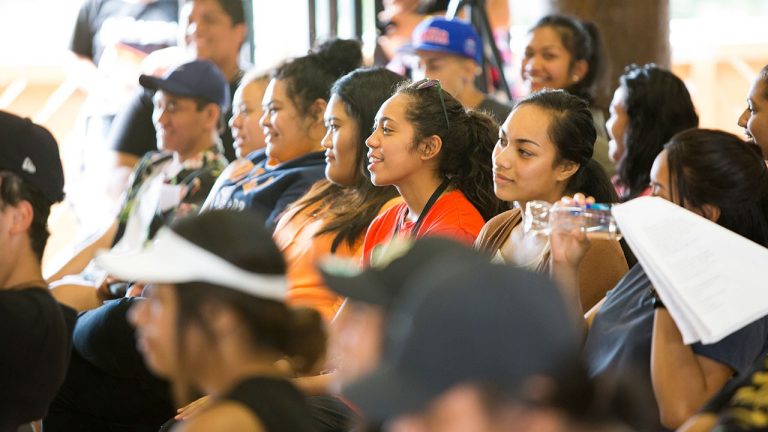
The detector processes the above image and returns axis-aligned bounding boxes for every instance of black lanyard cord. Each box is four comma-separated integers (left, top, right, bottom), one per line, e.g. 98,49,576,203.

394,179,450,238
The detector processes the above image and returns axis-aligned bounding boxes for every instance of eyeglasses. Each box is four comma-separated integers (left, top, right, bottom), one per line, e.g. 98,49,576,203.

412,78,450,129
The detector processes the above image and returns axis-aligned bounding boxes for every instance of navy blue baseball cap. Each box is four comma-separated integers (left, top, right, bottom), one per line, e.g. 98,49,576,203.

139,60,230,111
411,17,482,64
0,111,64,203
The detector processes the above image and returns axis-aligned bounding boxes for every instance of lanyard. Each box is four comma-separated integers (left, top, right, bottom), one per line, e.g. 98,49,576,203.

394,179,450,238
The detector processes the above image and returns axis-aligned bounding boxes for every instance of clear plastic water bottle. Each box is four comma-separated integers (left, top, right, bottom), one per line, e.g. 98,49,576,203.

523,200,622,240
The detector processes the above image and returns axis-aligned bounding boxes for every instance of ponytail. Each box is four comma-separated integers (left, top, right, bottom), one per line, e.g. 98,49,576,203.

454,111,507,220
565,159,618,203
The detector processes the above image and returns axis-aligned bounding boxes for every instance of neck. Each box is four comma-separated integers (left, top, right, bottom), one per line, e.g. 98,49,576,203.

197,353,285,398
216,58,241,83
1,247,44,290
396,172,445,222
175,134,216,163
457,86,486,110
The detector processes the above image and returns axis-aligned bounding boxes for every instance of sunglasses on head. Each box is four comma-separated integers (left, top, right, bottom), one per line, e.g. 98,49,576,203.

411,79,450,129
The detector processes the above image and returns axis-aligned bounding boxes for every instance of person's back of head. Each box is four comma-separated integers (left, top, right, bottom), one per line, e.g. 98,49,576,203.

617,64,698,200
394,79,506,220
664,128,768,247
516,90,617,203
0,111,64,262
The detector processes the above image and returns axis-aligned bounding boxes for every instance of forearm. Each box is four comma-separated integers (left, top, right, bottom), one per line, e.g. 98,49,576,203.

651,309,723,428
46,221,119,282
550,261,585,330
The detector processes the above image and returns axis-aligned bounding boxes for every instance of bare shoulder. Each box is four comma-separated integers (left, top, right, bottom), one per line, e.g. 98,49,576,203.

173,401,266,432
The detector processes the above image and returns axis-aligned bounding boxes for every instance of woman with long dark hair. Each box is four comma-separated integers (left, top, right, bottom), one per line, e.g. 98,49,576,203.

361,78,506,265
475,90,627,311
607,64,699,200
272,68,404,321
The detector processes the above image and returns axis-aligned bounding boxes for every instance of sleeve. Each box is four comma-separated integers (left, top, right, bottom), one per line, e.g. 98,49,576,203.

265,176,320,230
700,355,767,414
107,88,158,157
692,317,768,374
70,0,96,59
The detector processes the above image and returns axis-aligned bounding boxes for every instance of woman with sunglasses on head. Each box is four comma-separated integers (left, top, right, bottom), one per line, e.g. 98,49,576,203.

361,78,506,266
475,90,627,312
520,14,615,176
552,129,768,430
272,68,404,322
95,210,323,432
607,64,699,201
204,38,362,229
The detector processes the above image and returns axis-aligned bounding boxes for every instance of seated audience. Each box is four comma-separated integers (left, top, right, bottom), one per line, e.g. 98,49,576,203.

0,112,75,431
361,78,506,265
410,17,511,123
48,59,230,311
607,64,699,200
552,129,768,430
96,210,323,432
273,67,404,322
520,14,615,176
737,64,768,159
203,38,362,229
474,90,627,311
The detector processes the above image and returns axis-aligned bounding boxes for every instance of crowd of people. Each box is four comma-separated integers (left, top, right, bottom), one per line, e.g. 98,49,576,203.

2,1,768,431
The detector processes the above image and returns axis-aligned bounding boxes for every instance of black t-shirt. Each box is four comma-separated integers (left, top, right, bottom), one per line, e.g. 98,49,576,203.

224,376,317,432
70,0,178,65
109,76,241,162
700,353,768,431
0,287,75,431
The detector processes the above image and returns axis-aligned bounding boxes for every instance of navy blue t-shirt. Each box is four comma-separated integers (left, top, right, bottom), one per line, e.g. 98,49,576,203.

585,264,768,430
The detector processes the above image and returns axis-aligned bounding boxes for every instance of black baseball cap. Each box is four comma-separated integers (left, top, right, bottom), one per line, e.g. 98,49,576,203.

0,111,64,203
139,60,231,111
342,261,581,422
320,236,490,311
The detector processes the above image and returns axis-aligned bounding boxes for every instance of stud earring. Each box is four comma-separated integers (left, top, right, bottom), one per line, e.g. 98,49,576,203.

572,74,580,82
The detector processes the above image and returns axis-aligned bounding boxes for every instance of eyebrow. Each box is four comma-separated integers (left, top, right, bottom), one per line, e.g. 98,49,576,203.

513,138,541,147
378,116,398,125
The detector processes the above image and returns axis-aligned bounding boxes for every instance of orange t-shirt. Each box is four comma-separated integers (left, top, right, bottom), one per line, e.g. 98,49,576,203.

362,190,485,267
273,198,402,321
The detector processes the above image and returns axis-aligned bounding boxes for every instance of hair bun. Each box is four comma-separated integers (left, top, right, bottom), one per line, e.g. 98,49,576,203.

312,38,363,78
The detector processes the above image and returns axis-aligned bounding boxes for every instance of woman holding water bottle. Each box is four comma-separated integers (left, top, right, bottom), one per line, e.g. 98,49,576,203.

475,89,628,311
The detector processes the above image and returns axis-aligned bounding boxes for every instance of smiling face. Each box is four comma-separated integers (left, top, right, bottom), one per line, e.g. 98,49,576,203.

229,79,268,158
492,105,576,205
737,77,768,158
152,90,216,160
520,26,584,95
260,79,319,164
606,86,629,163
322,94,361,187
128,284,179,378
183,0,245,69
365,93,428,187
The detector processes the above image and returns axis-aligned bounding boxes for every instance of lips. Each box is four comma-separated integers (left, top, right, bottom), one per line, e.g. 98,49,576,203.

493,170,514,184
367,152,383,169
325,151,336,162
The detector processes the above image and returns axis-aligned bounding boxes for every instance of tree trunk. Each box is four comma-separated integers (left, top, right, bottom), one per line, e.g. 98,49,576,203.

543,0,670,110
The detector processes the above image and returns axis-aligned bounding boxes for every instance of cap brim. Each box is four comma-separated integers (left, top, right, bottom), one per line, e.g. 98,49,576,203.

402,43,478,63
139,74,196,100
343,365,439,423
319,258,393,307
96,228,287,301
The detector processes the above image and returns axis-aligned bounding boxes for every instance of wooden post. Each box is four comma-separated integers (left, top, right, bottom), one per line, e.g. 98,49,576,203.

543,0,671,109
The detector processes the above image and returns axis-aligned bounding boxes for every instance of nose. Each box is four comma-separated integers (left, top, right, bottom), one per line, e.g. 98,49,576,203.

738,108,749,129
365,130,379,149
230,111,243,130
153,106,170,128
321,128,332,150
492,143,512,169
259,109,270,130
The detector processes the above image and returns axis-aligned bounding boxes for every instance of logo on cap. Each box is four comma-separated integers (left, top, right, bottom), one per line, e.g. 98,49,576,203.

419,27,450,47
22,157,36,174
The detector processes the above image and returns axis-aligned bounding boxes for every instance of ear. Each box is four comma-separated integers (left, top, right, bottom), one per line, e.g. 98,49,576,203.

204,103,221,128
309,98,328,123
570,59,589,84
234,23,247,49
555,160,580,182
418,135,443,161
9,201,33,235
699,204,721,223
